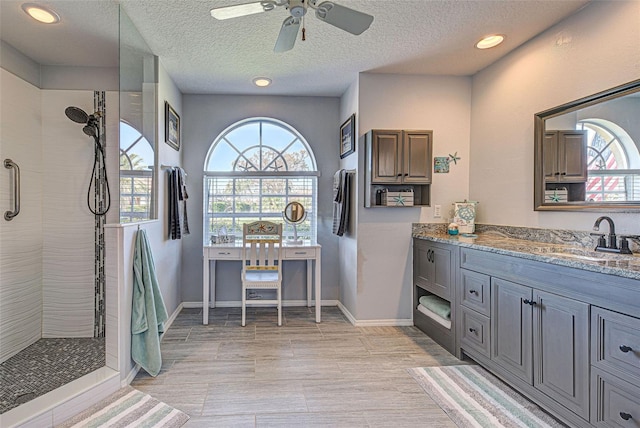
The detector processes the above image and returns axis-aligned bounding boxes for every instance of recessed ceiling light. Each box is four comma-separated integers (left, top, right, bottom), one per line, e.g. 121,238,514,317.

22,3,60,24
475,34,505,50
253,77,272,87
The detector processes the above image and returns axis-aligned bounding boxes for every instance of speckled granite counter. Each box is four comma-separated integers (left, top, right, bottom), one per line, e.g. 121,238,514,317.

412,223,640,281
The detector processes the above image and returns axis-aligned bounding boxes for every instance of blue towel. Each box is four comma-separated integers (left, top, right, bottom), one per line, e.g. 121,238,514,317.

131,229,168,377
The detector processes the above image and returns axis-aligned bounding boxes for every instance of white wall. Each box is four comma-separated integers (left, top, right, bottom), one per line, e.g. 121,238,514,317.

180,95,340,305
0,69,43,362
354,73,472,321
470,0,640,233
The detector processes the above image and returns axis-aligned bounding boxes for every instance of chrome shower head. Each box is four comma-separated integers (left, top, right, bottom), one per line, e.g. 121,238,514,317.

65,106,90,124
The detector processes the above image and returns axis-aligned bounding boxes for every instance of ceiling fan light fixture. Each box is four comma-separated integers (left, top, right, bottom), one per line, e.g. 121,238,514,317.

253,77,272,87
475,34,505,49
22,3,60,24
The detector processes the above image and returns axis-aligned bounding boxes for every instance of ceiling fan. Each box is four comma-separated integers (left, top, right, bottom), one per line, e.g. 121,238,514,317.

210,0,374,52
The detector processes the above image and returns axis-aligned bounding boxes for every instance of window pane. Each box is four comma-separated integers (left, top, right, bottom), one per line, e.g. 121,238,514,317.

235,178,260,195
262,122,297,151
225,122,259,152
262,197,285,213
206,142,238,171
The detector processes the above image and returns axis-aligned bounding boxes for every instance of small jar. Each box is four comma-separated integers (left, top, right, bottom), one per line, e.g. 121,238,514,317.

447,223,459,235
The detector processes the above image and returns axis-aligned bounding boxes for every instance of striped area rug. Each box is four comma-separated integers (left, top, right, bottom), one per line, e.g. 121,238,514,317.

56,386,189,428
408,365,565,428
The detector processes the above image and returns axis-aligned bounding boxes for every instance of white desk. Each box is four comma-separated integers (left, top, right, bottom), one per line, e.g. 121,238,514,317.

202,242,321,324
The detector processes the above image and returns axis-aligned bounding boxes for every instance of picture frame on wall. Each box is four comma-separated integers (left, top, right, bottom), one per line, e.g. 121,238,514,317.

340,114,356,159
165,101,180,151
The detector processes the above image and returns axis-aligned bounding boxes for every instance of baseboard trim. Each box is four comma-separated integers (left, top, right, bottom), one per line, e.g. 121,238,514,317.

336,302,413,327
182,300,339,308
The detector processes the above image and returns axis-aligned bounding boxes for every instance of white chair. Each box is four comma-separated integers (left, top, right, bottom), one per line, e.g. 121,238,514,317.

241,221,283,326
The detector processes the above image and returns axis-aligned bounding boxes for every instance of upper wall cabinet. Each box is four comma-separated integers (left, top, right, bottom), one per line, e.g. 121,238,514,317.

365,129,433,207
543,130,587,183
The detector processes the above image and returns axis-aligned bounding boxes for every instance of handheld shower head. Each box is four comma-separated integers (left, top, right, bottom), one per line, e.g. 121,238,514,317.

65,106,90,124
83,123,97,137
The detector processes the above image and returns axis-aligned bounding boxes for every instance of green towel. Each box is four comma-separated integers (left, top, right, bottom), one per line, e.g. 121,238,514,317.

419,295,451,320
131,229,169,377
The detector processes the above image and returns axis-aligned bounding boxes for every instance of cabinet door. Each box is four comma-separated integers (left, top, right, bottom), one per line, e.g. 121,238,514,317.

371,130,402,184
558,130,587,182
403,131,432,184
533,290,590,419
491,278,533,384
414,241,452,299
543,131,559,181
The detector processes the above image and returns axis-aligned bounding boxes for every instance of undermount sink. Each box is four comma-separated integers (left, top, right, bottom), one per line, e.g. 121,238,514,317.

534,246,640,268
545,252,609,263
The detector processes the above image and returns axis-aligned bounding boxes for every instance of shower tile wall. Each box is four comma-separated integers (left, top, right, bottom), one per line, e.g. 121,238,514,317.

41,90,96,337
0,69,43,362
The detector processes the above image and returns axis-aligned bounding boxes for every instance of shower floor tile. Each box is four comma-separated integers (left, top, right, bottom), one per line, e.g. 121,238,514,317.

0,338,105,414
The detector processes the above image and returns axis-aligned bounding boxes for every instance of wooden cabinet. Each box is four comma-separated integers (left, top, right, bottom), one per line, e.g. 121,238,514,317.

413,239,455,355
365,129,432,207
544,130,588,183
370,130,432,184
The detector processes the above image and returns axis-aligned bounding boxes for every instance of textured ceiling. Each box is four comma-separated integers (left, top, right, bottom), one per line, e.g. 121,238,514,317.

1,0,590,96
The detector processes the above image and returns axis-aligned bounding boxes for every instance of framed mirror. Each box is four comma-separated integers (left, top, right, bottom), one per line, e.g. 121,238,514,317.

282,201,307,244
534,78,640,211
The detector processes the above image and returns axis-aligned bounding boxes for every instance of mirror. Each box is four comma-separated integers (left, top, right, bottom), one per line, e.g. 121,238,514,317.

534,79,640,211
283,202,307,244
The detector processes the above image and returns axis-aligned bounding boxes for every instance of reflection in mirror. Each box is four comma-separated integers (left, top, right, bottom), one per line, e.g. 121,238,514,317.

534,79,640,210
119,8,157,222
283,201,307,244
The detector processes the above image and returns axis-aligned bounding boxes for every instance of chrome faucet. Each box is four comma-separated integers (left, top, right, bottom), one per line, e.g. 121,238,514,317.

593,216,617,249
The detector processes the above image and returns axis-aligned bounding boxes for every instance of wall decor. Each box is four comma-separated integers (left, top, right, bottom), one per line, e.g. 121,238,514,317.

165,101,180,151
340,114,356,159
434,156,450,173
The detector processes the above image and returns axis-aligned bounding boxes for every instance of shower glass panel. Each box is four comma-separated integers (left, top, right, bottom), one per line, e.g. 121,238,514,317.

0,1,119,413
119,8,158,223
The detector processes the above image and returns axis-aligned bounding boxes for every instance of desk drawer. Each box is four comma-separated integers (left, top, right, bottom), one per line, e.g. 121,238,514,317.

207,248,241,259
592,307,640,381
284,248,316,259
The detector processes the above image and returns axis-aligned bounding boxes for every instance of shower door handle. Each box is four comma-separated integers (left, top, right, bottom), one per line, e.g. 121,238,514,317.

4,159,20,221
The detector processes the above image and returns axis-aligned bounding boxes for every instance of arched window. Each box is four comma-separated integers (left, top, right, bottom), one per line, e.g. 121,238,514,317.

203,118,318,243
120,121,154,222
578,119,640,202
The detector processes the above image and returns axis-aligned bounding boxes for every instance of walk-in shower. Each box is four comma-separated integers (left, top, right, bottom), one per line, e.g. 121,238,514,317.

0,90,109,414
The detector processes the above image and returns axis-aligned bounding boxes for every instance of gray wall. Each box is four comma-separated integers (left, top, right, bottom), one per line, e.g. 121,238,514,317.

181,95,341,304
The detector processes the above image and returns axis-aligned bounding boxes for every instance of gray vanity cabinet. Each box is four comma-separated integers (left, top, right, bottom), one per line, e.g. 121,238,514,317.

369,129,433,185
543,130,588,183
491,278,533,383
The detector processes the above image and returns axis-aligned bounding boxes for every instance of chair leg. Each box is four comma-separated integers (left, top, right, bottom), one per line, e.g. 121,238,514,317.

277,286,282,326
242,286,246,327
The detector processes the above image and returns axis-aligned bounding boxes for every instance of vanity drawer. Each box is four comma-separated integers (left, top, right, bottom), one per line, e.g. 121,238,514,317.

460,306,490,358
591,366,640,427
283,247,316,259
460,269,490,316
207,247,241,259
592,307,640,381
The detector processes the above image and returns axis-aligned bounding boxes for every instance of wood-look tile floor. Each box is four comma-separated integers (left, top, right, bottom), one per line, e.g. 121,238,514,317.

131,306,462,427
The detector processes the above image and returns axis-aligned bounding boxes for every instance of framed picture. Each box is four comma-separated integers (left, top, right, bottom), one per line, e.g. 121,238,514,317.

165,101,180,151
340,114,356,159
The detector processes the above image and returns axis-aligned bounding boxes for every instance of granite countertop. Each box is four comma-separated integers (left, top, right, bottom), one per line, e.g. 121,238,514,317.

412,224,640,281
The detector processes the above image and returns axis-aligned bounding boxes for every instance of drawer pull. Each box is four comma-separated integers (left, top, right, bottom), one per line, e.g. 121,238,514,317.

523,299,537,306
469,328,477,333
294,251,306,255
469,289,477,295
619,412,633,421
218,252,231,255
619,345,633,353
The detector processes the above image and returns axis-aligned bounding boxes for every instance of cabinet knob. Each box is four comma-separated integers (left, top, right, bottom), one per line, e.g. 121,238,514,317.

469,328,477,333
619,345,633,353
404,173,409,176
561,172,567,175
523,299,537,306
619,412,633,421
554,172,560,175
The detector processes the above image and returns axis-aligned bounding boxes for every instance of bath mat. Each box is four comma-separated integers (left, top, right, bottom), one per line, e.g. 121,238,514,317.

56,386,189,428
408,365,564,427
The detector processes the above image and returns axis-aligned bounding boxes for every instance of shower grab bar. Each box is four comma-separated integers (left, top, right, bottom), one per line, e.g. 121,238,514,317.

4,159,20,221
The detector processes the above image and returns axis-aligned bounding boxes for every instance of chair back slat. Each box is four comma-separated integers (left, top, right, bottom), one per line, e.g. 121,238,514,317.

242,221,282,271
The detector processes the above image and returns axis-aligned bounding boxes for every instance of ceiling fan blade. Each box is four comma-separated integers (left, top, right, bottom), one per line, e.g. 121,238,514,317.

274,16,301,53
210,1,275,20
314,1,373,35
